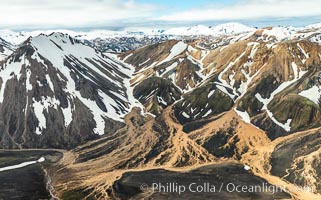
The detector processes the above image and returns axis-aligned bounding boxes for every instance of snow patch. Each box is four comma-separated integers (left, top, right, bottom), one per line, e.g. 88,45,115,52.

37,157,45,163
234,108,251,123
62,98,73,127
45,74,54,92
297,43,309,59
26,68,32,91
216,52,246,99
0,157,45,172
244,165,251,171
0,56,24,103
139,58,150,66
157,96,168,106
157,41,187,65
182,111,190,118
202,109,212,118
216,85,236,100
208,90,215,98
298,86,321,104
161,62,178,75
123,53,133,61
33,96,60,135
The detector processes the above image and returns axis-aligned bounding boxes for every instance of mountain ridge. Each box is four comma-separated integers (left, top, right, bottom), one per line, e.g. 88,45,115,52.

0,32,145,149
1,24,321,199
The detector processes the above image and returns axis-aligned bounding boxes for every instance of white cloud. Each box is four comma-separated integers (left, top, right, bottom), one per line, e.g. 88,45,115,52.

159,0,321,21
1,0,320,29
0,0,156,28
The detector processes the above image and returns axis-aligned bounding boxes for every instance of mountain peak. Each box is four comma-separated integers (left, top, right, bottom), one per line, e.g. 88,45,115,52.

163,22,255,36
0,33,141,148
212,22,256,34
0,37,14,60
31,32,79,46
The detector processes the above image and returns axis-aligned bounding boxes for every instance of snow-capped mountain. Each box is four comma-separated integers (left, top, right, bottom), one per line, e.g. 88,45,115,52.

164,25,214,36
306,22,321,29
0,30,30,45
87,35,171,53
85,23,255,52
0,23,255,53
0,32,142,148
211,22,256,35
0,37,14,60
164,23,255,36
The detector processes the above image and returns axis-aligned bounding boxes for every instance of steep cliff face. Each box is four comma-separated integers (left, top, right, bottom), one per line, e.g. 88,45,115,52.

0,33,142,149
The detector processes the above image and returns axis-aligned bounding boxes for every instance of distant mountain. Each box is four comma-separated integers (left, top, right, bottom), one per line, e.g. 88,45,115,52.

164,25,214,36
164,23,255,36
86,35,172,53
306,22,321,29
212,22,256,34
0,23,255,54
3,23,321,55
0,30,30,45
0,37,14,60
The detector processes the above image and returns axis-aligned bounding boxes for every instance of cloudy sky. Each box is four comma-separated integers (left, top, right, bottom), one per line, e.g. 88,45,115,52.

1,0,321,30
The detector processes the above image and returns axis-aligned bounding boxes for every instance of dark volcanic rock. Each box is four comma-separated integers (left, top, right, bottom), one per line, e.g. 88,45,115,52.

0,150,62,200
133,77,182,115
271,130,321,193
174,83,234,124
112,163,291,200
0,33,133,149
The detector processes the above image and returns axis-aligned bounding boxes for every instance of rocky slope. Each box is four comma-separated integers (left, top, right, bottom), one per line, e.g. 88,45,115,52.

121,26,321,139
0,32,142,149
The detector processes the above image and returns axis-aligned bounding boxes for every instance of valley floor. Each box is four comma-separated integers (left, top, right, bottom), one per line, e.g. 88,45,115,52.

44,108,321,200
0,150,63,199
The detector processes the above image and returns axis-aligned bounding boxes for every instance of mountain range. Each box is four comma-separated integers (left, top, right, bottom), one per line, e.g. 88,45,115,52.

1,22,321,199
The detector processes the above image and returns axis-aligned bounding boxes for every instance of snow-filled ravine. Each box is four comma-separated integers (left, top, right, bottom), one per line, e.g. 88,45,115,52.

0,157,45,172
254,62,307,132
